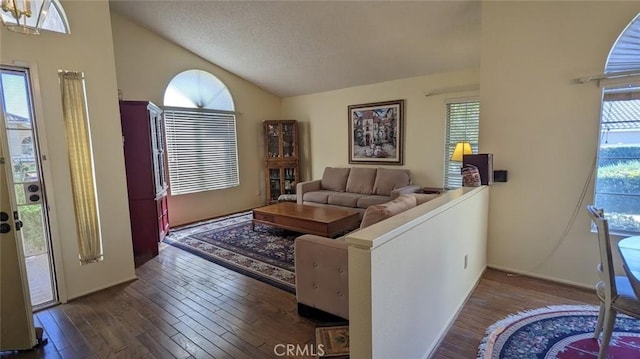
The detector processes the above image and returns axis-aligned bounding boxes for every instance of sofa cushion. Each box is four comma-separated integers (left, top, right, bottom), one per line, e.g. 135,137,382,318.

345,167,377,195
360,194,417,229
328,192,364,208
321,167,350,192
303,190,333,204
356,195,391,209
372,168,411,196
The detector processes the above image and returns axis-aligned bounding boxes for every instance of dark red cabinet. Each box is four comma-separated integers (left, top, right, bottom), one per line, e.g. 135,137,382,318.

119,101,169,257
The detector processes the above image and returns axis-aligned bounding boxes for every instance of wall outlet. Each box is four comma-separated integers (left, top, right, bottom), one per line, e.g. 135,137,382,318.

464,254,468,269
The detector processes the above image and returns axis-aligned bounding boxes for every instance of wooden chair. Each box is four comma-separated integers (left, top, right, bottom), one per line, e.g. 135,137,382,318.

587,205,640,359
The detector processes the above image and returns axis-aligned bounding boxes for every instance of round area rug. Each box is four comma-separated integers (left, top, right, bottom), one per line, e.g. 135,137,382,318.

477,305,640,358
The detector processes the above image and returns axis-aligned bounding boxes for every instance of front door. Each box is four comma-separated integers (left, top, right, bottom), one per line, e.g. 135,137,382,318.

0,66,57,308
0,139,36,350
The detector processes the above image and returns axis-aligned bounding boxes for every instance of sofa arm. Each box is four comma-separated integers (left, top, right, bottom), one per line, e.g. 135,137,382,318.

390,185,422,199
294,235,349,319
296,180,321,204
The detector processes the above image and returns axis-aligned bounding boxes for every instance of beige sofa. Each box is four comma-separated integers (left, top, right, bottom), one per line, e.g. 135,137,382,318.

296,167,421,217
294,192,439,320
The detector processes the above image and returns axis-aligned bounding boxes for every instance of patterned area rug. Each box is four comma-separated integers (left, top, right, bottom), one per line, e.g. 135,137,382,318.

163,211,298,293
477,305,640,358
315,325,349,358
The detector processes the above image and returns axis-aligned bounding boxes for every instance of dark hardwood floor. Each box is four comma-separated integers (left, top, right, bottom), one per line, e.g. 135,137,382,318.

431,270,599,358
2,245,598,358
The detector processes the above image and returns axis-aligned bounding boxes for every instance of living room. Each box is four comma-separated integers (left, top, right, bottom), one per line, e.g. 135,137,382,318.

2,1,640,358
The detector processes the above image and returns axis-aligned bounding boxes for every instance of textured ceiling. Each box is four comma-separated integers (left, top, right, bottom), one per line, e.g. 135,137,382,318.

109,1,481,97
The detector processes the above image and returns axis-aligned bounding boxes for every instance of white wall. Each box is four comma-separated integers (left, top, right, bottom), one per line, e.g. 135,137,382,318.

347,187,489,358
281,69,479,186
481,1,640,287
110,12,282,226
0,1,136,300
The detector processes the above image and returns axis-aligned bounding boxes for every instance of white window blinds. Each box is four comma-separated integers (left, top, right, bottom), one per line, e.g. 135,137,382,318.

444,100,480,188
164,107,239,195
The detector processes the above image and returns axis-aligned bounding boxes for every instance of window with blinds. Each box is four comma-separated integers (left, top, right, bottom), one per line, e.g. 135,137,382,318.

164,107,239,195
444,100,480,188
594,88,640,234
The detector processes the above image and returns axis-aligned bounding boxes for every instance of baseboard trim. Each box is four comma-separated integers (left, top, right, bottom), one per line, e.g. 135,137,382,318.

66,275,138,302
297,303,349,324
487,264,592,290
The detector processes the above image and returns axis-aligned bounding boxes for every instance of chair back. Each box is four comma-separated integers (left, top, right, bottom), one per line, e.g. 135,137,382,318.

587,205,617,302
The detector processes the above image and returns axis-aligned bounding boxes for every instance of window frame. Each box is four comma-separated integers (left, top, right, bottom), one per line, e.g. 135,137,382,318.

593,87,640,235
443,98,480,188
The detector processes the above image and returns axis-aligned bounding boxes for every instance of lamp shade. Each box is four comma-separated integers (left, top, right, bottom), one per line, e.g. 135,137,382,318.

450,142,472,161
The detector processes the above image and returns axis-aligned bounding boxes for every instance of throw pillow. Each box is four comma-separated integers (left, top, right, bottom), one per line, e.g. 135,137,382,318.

411,193,440,205
462,164,481,187
360,194,417,229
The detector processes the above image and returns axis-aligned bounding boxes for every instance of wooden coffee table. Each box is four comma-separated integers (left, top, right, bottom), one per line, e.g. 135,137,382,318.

252,202,360,238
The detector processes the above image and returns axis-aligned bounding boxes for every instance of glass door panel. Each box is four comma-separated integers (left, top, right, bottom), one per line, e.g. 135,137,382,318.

284,167,296,194
283,123,294,158
269,168,281,201
267,123,281,158
0,66,57,308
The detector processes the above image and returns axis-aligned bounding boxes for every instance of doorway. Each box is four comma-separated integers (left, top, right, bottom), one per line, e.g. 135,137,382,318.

0,66,58,308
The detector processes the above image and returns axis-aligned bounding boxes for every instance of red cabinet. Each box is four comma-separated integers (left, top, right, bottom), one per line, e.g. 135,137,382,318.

119,101,169,257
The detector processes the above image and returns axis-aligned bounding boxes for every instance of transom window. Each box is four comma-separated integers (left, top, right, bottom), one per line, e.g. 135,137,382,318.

163,70,239,196
0,0,70,34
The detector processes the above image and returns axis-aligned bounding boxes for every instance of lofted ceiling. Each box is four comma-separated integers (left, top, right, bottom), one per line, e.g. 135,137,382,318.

109,0,481,97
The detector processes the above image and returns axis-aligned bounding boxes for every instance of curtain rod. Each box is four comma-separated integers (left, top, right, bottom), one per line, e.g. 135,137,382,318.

576,70,640,84
424,84,479,97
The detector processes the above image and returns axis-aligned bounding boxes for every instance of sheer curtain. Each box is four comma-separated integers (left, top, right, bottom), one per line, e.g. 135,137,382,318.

59,71,102,264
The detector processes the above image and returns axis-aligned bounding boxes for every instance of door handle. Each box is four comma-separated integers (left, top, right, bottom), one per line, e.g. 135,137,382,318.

15,220,23,231
0,223,10,233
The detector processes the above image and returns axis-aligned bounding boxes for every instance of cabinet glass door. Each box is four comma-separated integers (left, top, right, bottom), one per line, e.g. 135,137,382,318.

283,123,295,158
283,167,296,194
267,123,281,158
269,168,281,201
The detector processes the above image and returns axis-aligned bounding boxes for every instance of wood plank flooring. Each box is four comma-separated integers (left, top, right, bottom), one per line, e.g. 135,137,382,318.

431,270,599,358
1,245,599,359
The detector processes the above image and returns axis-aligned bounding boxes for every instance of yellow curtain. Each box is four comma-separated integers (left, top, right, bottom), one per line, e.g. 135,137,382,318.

59,71,103,264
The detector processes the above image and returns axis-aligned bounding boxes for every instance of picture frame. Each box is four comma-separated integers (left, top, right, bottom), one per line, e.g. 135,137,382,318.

348,99,404,165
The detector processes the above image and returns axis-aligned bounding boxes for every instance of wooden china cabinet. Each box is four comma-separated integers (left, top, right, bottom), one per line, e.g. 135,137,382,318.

263,120,299,204
119,100,169,257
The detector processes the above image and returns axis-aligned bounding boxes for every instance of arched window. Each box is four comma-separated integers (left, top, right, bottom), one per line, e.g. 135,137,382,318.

163,70,239,195
0,0,70,34
594,14,640,234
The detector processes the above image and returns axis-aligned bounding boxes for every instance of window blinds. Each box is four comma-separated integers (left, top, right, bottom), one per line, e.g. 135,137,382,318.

444,100,480,188
164,107,239,195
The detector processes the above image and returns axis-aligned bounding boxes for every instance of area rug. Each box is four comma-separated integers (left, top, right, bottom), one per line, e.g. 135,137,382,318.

163,211,297,293
477,305,640,358
315,325,349,358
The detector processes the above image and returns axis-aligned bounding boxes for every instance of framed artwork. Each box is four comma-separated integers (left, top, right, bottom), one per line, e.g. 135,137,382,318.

348,99,404,165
